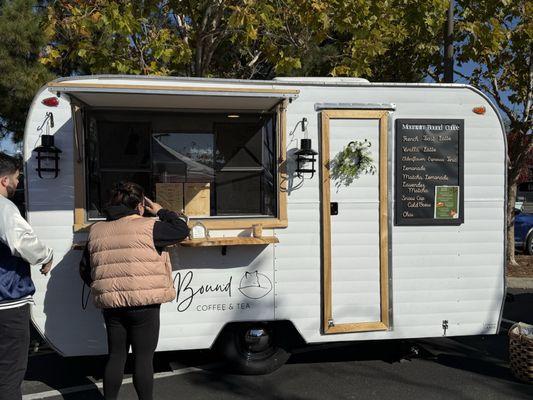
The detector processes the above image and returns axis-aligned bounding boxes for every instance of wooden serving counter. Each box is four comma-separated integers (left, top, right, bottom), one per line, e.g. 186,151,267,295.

179,236,279,247
72,236,278,251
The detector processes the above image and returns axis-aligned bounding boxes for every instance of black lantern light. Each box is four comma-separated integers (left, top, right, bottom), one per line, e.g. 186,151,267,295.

295,138,318,178
33,135,62,179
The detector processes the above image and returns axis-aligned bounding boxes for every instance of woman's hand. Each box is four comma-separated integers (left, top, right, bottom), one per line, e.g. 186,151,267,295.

144,197,163,215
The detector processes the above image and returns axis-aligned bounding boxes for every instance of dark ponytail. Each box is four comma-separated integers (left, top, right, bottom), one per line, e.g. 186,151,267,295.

107,181,145,210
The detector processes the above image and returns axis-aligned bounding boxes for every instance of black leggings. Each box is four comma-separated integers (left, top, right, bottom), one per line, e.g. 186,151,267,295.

102,304,161,400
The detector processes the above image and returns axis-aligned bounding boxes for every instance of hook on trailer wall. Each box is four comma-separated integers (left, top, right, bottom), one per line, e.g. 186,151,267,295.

34,112,55,149
37,112,54,133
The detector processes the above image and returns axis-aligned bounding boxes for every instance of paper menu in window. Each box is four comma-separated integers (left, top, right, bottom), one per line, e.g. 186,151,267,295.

185,183,210,216
156,183,184,213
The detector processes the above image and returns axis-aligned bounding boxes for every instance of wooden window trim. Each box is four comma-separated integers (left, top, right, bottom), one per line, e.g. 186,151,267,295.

73,104,87,232
73,101,289,232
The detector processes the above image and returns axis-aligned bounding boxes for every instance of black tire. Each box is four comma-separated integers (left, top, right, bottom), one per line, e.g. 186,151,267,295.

217,323,291,375
526,233,533,255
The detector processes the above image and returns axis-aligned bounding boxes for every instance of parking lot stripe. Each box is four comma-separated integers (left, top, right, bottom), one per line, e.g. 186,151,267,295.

22,363,220,400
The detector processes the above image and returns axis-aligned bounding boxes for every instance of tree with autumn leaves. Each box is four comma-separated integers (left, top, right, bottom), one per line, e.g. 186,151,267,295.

453,0,531,265
39,0,449,80
0,0,53,140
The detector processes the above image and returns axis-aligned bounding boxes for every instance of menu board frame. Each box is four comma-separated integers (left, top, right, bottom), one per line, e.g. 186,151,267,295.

394,118,464,226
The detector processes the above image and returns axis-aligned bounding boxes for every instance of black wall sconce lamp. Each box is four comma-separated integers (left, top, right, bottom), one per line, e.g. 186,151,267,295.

294,118,318,178
33,135,62,179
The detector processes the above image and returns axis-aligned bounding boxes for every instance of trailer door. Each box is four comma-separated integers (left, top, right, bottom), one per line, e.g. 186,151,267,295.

320,109,390,334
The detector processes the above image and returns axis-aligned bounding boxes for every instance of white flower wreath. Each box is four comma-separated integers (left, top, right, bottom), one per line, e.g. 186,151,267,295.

330,139,377,189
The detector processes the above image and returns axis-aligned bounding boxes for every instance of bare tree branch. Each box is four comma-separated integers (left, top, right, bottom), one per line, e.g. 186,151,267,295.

174,13,189,45
453,69,471,82
489,74,519,123
428,68,441,83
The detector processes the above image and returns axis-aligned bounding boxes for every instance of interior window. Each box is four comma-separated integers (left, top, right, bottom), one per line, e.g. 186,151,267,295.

86,119,152,219
152,132,215,216
213,122,274,215
85,112,277,220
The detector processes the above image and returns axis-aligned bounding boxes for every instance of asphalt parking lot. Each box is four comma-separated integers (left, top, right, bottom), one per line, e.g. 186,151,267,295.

21,289,533,400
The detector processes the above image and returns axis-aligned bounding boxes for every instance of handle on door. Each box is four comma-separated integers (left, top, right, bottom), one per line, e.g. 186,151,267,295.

330,202,338,215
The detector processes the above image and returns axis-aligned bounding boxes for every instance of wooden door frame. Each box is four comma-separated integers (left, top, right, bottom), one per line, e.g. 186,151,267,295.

320,110,390,334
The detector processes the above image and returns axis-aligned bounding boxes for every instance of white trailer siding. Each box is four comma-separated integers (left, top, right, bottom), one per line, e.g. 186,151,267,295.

23,77,505,356
275,84,505,342
24,92,82,355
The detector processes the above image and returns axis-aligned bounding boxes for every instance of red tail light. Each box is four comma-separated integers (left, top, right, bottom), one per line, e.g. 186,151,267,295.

42,97,59,107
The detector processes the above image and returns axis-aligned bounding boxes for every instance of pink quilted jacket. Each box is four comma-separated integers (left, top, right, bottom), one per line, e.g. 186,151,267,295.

88,215,175,309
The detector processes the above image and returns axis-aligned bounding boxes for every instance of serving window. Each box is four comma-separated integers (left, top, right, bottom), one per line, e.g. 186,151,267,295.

79,109,286,230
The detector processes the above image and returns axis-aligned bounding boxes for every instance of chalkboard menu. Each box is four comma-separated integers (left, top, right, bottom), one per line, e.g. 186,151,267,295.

395,119,464,226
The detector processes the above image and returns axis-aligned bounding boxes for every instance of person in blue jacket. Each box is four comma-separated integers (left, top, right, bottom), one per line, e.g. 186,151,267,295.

0,153,53,400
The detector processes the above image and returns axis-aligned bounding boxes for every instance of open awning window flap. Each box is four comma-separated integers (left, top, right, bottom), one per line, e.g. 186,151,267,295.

47,82,299,112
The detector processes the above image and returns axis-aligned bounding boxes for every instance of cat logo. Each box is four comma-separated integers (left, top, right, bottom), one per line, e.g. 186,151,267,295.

238,271,272,299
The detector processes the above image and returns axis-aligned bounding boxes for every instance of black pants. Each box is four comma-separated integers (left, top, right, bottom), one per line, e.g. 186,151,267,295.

0,304,30,400
102,304,160,400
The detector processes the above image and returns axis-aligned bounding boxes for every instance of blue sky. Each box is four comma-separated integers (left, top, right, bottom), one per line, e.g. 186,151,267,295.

0,133,21,155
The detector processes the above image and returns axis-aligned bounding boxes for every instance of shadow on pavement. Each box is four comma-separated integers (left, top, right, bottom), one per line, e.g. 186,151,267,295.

503,291,533,325
24,347,217,398
24,353,105,399
182,335,533,400
287,339,426,365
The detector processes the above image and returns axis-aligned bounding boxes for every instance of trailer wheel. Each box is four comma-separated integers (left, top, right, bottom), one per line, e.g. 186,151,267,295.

217,323,291,375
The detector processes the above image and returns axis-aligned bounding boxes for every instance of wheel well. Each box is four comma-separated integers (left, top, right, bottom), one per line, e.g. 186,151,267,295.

212,320,305,351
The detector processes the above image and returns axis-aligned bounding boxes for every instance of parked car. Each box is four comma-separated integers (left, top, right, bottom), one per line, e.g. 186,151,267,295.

515,210,533,255
516,181,533,213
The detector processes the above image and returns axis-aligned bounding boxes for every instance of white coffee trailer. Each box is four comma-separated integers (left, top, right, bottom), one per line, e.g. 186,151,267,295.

23,76,506,373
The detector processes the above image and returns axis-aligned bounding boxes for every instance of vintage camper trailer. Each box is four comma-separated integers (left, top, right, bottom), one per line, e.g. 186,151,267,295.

23,76,507,374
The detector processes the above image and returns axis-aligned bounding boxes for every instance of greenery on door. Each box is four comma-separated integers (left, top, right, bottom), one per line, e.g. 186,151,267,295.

330,139,376,189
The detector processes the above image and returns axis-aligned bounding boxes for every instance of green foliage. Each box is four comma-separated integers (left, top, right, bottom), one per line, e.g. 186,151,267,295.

219,0,449,80
324,0,448,81
0,0,54,141
330,139,376,190
42,1,192,75
454,0,531,194
455,0,531,148
453,0,531,264
40,0,449,80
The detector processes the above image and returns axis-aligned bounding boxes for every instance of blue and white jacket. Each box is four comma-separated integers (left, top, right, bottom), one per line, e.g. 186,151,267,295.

0,195,53,309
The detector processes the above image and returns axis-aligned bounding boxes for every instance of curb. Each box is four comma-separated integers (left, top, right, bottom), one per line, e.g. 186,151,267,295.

507,277,533,289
